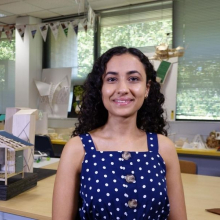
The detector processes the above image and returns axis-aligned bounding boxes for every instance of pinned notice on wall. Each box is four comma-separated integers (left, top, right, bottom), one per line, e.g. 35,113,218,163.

156,61,172,84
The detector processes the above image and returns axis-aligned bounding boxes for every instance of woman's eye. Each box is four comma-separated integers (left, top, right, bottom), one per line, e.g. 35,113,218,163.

107,77,117,82
129,77,139,82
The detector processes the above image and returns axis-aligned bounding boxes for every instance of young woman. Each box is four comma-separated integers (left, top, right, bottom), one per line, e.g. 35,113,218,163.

52,46,187,220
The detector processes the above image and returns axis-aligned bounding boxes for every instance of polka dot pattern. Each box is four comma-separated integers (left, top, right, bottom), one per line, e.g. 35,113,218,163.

79,133,170,219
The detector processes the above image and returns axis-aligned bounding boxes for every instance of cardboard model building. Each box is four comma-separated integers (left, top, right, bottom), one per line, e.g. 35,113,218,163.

4,107,38,172
0,131,33,185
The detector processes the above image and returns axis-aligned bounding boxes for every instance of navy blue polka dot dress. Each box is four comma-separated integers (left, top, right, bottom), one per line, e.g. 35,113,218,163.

78,132,170,220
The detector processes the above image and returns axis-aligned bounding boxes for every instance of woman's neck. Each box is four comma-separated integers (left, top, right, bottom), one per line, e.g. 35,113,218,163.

99,114,143,137
90,114,147,152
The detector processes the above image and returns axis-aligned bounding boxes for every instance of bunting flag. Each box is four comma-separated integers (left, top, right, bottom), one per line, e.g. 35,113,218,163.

38,23,49,42
30,25,38,39
4,25,15,42
60,21,70,37
71,19,79,35
0,3,95,43
16,25,26,40
0,26,3,40
49,22,60,40
88,5,95,27
80,18,88,33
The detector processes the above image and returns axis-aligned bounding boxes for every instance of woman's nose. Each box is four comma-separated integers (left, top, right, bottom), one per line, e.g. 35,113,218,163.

117,80,129,95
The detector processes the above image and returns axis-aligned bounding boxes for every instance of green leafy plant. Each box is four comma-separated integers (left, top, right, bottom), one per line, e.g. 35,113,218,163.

73,85,84,110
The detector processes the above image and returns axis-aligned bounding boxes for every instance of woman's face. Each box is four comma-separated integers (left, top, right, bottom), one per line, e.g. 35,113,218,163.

101,53,149,118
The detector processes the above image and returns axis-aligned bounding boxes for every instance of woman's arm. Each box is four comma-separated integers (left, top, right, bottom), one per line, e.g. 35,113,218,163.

52,136,85,220
158,135,187,220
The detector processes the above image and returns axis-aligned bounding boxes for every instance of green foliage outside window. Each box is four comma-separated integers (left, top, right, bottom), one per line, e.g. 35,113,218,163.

0,40,15,61
0,40,15,89
101,20,172,54
76,20,172,79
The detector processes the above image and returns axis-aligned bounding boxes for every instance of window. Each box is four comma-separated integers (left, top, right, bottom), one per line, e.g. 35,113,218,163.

0,39,15,114
100,1,172,54
174,0,220,120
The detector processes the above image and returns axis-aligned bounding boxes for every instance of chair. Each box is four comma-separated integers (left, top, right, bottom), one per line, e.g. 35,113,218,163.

35,135,57,157
179,160,197,174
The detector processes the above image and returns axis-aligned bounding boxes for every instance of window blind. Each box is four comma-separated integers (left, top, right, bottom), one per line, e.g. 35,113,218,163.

174,0,220,120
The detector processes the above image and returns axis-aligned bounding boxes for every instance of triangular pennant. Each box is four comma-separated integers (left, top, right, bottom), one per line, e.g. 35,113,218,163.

49,22,60,40
0,26,3,40
60,21,70,37
80,18,88,33
30,25,38,39
88,5,95,27
38,23,49,42
74,25,79,35
4,25,15,42
71,19,79,35
16,25,26,40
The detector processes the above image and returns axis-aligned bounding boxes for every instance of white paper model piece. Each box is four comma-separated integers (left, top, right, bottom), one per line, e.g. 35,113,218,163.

0,131,33,185
182,134,207,149
35,68,72,118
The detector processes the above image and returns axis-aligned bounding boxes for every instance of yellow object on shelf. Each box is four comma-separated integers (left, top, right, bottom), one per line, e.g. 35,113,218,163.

176,148,220,157
51,139,67,145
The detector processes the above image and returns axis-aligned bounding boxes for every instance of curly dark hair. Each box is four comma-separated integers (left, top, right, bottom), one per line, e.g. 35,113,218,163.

72,46,167,137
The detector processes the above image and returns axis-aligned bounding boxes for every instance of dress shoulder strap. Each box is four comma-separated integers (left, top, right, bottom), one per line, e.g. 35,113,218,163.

79,133,96,154
147,132,159,152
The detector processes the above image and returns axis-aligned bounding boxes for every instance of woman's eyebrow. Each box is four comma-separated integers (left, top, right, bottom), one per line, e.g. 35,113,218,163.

103,71,118,78
127,70,141,75
103,70,141,78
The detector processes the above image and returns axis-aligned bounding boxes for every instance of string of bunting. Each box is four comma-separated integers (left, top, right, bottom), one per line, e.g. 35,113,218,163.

0,5,95,42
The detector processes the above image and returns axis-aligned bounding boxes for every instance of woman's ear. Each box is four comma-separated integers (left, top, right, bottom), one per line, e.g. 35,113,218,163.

145,80,151,97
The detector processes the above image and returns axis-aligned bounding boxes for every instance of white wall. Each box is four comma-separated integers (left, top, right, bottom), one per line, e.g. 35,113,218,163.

48,117,78,129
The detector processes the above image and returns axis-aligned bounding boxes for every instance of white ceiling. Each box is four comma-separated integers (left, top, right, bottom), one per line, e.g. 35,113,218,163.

0,0,157,25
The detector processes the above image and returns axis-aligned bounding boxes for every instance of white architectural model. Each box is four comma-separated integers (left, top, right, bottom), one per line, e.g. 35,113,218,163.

0,131,33,185
35,68,72,118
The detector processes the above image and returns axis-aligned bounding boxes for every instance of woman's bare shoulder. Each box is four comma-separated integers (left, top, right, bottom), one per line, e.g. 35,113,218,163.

157,134,177,164
157,134,174,149
58,136,85,171
63,136,84,153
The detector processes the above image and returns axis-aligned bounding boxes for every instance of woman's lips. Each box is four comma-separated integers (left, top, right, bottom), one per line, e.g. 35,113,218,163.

113,99,133,106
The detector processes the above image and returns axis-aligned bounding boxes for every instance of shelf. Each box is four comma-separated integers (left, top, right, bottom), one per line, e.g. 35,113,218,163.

176,148,220,157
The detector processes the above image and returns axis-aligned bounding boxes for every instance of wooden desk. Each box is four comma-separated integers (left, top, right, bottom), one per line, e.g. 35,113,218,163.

0,163,59,220
0,162,220,220
182,173,220,220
